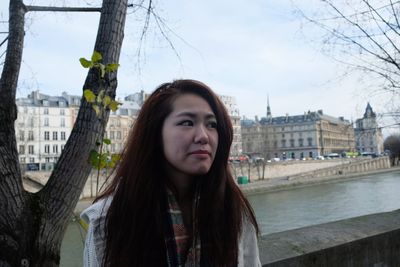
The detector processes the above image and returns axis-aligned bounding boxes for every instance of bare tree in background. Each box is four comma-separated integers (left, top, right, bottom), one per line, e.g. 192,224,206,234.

296,0,400,108
384,134,400,164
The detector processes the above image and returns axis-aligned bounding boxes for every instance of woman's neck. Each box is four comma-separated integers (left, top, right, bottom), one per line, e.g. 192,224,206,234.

167,176,195,202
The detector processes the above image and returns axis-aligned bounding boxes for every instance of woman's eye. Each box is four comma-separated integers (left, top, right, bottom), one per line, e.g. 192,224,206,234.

208,121,218,128
179,120,193,126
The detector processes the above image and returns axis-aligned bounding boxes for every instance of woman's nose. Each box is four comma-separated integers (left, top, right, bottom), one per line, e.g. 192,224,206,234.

194,125,209,144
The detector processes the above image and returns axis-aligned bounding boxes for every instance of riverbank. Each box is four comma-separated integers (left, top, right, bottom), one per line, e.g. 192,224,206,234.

240,165,400,196
73,165,400,215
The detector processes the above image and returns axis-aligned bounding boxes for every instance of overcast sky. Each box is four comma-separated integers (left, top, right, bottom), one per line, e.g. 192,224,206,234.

1,0,397,135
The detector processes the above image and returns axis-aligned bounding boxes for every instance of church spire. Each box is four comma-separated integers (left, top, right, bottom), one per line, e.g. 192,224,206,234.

266,94,272,119
364,102,376,118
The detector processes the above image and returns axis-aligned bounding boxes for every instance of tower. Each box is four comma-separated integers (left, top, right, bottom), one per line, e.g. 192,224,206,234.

266,94,272,120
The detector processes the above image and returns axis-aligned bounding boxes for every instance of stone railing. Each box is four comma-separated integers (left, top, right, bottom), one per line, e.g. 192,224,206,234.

287,156,390,181
259,209,400,266
231,157,391,182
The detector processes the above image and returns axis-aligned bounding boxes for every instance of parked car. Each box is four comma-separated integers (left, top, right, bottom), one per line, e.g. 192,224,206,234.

238,155,249,162
245,153,264,163
361,152,377,158
327,153,340,158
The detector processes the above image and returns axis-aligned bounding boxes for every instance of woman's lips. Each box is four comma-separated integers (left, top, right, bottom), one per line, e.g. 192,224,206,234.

189,150,211,155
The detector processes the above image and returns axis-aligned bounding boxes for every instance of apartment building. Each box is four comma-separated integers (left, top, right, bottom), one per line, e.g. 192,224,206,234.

242,109,356,160
16,91,139,171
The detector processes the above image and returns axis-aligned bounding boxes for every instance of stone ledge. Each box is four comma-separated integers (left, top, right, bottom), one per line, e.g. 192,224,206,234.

259,209,400,266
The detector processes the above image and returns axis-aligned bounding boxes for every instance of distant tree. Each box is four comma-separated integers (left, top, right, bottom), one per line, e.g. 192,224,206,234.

0,0,129,266
384,134,400,165
296,0,400,109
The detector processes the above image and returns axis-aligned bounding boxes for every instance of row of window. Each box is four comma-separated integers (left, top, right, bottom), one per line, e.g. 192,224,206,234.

279,138,313,148
105,131,123,140
43,117,66,127
273,151,315,159
18,144,64,155
20,157,59,164
43,108,66,115
244,138,314,148
44,131,66,141
18,117,66,127
19,131,67,141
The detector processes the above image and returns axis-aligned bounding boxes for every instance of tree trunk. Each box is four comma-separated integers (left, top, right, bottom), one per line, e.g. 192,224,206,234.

0,0,128,266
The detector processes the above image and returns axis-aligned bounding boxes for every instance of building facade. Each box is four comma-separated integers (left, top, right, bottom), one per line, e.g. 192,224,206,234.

354,103,384,154
16,91,76,171
242,108,356,160
218,95,242,156
105,100,140,153
16,91,139,171
16,89,242,171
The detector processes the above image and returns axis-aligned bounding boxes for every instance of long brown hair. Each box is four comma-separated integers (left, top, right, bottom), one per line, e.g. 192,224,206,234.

97,79,258,266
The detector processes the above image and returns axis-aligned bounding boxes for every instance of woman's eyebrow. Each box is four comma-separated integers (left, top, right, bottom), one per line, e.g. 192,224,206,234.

175,111,216,119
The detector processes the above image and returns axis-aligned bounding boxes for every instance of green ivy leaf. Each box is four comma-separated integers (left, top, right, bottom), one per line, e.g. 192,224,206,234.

89,150,99,166
99,63,106,78
107,154,121,168
92,105,101,116
97,90,105,103
109,101,121,112
103,138,111,145
105,63,120,72
79,58,93,68
84,89,96,103
103,95,111,108
111,153,121,163
98,153,108,169
91,51,102,63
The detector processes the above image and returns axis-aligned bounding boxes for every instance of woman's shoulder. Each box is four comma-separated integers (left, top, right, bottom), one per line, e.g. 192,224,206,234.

80,196,113,224
238,215,261,267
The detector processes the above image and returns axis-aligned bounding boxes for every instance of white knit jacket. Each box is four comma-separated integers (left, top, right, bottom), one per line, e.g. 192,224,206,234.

81,198,261,267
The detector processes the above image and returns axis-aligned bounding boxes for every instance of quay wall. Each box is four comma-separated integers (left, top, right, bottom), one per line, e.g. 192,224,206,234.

23,157,391,199
286,156,390,181
259,209,400,266
231,157,390,182
240,157,393,195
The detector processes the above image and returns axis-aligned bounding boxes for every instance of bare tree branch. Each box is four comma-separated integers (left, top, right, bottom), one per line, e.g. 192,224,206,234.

25,5,101,13
296,0,400,101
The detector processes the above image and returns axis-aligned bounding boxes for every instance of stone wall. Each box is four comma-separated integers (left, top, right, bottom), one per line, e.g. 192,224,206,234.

231,157,390,182
287,156,390,181
259,209,400,266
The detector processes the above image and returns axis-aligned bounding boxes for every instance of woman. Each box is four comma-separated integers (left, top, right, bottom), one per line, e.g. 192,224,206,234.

81,79,261,266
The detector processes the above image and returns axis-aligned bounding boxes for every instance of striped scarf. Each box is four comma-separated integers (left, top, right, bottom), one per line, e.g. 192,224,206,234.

164,187,201,267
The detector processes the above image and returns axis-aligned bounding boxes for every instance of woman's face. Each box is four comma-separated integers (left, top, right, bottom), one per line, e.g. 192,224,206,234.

162,93,219,180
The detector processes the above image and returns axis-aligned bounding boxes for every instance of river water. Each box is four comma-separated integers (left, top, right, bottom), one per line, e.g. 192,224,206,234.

60,169,400,266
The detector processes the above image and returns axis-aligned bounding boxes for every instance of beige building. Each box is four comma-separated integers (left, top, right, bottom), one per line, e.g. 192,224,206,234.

218,95,242,156
105,100,139,153
16,91,139,171
242,109,356,160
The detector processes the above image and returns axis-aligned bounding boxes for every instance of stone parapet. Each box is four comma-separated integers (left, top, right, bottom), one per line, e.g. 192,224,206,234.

240,158,394,196
231,157,390,182
287,156,390,181
259,209,400,266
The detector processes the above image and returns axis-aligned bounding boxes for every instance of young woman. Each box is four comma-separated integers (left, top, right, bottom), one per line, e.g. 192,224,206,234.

81,79,261,266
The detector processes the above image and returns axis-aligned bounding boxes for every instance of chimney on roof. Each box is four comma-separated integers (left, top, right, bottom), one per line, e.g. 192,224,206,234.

317,110,323,115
